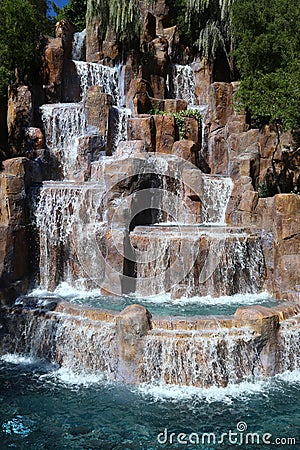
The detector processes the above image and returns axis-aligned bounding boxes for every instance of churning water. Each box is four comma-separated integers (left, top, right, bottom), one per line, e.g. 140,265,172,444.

0,355,299,449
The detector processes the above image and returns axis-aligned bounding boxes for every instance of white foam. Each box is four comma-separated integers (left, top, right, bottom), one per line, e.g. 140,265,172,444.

28,282,103,301
39,367,107,388
137,379,267,404
1,354,43,365
275,369,300,383
139,291,273,306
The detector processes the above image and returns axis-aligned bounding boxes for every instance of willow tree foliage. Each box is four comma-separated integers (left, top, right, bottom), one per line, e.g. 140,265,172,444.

185,0,235,76
87,0,142,42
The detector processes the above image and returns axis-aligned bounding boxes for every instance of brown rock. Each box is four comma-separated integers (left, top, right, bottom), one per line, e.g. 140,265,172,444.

127,116,156,151
184,117,200,145
116,304,152,382
171,140,199,166
86,17,102,63
0,157,41,303
226,176,254,225
115,140,150,157
153,115,175,153
84,86,113,137
55,20,76,59
206,128,229,174
7,86,32,155
149,74,165,99
238,190,259,213
126,78,153,113
25,127,44,159
43,37,64,102
86,17,118,63
209,82,233,132
62,60,81,102
143,11,156,43
143,36,169,78
192,59,213,105
163,25,179,59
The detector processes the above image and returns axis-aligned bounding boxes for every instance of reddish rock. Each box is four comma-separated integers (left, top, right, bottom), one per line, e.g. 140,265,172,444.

84,86,113,137
192,59,213,105
7,85,32,156
127,116,156,151
43,37,64,102
0,158,42,303
55,20,76,59
171,140,199,166
153,115,175,153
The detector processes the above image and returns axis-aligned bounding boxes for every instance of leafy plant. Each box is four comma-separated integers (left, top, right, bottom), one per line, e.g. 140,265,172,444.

149,108,202,139
257,182,271,198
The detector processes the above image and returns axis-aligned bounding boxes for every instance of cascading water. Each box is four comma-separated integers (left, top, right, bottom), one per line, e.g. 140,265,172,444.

170,64,196,105
35,182,107,291
107,106,132,154
40,103,88,177
73,61,119,102
1,308,116,375
201,175,233,224
141,327,255,387
72,29,86,61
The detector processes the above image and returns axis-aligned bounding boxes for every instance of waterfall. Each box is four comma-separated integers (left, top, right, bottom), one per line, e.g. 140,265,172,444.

2,310,117,375
72,29,86,61
201,175,233,225
35,182,108,291
40,103,88,177
107,106,132,154
131,228,266,298
74,61,119,103
278,315,300,372
141,327,255,387
170,64,196,105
